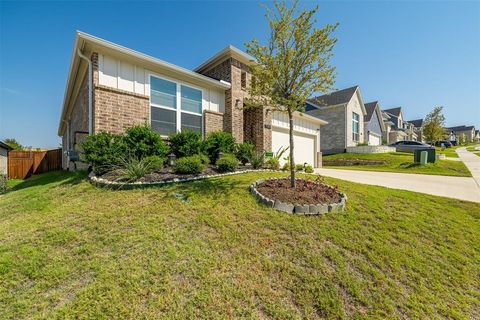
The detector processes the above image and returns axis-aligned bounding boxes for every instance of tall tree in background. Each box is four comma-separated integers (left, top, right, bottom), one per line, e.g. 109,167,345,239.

246,0,338,187
4,138,23,150
423,106,446,143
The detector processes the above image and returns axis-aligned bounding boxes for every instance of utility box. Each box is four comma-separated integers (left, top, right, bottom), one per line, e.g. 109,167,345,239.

414,148,436,163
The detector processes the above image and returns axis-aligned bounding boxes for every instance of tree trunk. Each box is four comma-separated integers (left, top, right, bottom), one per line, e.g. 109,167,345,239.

288,111,296,188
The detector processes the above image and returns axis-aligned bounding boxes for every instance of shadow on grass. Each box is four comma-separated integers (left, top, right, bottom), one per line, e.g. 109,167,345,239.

8,170,88,192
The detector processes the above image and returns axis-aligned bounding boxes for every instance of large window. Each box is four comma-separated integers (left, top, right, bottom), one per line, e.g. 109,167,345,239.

150,75,203,136
352,112,359,141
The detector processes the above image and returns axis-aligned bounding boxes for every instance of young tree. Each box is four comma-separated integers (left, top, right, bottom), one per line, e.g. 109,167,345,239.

245,0,338,187
3,138,23,150
423,106,446,143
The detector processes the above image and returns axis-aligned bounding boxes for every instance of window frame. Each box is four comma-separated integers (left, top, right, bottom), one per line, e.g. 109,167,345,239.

149,74,203,137
352,112,360,142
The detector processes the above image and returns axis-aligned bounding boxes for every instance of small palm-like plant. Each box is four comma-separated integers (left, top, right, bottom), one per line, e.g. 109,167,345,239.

111,157,157,182
248,152,265,169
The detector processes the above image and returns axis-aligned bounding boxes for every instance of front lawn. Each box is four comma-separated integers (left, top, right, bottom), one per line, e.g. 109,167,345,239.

0,171,479,318
435,146,459,158
323,152,471,176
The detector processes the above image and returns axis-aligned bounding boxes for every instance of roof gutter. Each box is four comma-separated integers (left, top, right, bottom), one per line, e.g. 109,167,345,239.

76,49,93,135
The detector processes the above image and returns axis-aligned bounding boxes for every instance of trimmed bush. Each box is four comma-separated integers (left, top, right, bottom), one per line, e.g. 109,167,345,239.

82,132,126,174
193,154,210,166
265,157,280,170
235,142,255,165
248,152,265,169
168,131,204,158
143,155,165,171
204,131,236,163
305,165,314,173
295,164,304,171
174,156,206,174
216,154,238,172
124,125,169,159
0,174,7,194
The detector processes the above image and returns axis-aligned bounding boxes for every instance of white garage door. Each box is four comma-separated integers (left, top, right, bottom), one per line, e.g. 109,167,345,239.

272,128,315,167
368,133,381,146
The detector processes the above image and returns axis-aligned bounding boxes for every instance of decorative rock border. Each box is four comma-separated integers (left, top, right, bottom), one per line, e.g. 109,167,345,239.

89,169,284,189
250,178,347,215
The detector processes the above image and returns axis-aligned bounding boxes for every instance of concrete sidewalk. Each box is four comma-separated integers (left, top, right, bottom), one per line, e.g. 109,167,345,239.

456,146,480,187
314,168,480,203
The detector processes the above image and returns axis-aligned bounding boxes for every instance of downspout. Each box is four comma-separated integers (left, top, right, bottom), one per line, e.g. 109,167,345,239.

76,49,93,134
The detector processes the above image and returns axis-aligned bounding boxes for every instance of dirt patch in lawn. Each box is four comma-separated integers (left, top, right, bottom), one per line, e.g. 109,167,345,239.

256,178,342,205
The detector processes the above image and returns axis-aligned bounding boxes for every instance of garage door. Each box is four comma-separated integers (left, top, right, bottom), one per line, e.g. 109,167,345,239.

368,133,381,146
272,128,315,167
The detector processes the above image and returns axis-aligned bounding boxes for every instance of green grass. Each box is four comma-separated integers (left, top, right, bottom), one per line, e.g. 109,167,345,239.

435,146,459,158
323,152,471,176
0,171,479,319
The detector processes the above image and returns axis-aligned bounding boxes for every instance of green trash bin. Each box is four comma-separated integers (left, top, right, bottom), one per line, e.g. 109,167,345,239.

414,148,436,163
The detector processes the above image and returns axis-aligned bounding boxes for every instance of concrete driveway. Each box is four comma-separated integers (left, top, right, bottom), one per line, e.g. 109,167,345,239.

314,167,480,203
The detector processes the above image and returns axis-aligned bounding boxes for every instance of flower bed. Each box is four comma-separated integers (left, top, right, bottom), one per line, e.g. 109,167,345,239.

250,178,347,215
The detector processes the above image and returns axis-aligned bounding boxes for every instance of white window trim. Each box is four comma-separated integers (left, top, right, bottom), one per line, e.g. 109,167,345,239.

148,74,204,137
352,112,360,142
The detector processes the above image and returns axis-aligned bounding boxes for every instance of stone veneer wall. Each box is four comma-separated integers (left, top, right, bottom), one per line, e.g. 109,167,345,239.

314,106,346,154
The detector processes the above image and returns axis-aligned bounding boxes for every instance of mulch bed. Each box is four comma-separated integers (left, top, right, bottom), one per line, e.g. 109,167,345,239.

100,164,255,183
256,178,342,205
323,159,386,166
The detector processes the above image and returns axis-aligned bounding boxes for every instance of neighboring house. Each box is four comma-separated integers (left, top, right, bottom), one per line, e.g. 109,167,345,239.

306,86,367,154
382,107,408,142
0,141,13,176
363,101,385,146
381,111,394,144
446,125,476,143
408,119,424,142
475,130,480,142
58,31,327,170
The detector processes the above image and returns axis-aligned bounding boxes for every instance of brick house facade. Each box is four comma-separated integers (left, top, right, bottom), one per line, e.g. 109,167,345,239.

59,32,325,170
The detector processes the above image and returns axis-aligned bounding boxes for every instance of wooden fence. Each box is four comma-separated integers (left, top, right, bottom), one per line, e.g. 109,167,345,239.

8,149,62,179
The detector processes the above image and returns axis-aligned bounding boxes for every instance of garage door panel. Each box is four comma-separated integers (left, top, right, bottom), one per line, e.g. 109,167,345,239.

368,134,381,146
272,128,315,166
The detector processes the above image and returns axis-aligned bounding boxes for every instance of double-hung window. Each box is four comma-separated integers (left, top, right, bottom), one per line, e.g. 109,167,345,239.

150,75,203,136
352,112,359,142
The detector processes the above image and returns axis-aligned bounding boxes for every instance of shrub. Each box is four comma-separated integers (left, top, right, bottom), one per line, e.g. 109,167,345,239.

82,132,126,174
123,125,169,159
216,154,238,172
204,131,236,163
248,152,265,169
112,157,157,182
295,164,304,171
265,157,280,170
282,161,290,171
0,174,7,194
143,155,165,171
168,131,204,158
193,154,210,166
357,142,368,146
305,164,314,173
235,141,255,165
174,156,206,174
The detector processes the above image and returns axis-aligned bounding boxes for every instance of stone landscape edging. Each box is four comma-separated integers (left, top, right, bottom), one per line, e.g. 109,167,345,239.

250,178,347,215
89,169,287,189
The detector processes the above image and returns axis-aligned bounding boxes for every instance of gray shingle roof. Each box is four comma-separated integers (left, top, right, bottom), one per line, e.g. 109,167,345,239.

408,119,423,128
308,86,358,107
0,141,13,150
364,101,378,122
447,125,475,131
382,107,402,117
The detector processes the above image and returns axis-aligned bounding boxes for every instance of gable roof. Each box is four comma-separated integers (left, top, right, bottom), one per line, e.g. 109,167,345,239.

0,141,13,150
383,107,402,117
364,101,378,122
447,125,475,131
307,86,359,107
194,45,256,73
408,119,424,128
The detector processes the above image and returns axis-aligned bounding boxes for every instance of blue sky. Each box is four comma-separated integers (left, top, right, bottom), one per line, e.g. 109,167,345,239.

1,0,479,148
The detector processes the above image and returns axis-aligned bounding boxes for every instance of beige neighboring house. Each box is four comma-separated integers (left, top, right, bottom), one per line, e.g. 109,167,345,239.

58,31,327,170
305,86,367,154
408,119,424,142
0,141,13,176
381,111,394,144
447,125,476,143
382,107,408,142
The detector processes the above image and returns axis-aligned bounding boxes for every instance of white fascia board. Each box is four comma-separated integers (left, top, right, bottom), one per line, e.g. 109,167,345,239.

294,111,328,125
194,45,257,73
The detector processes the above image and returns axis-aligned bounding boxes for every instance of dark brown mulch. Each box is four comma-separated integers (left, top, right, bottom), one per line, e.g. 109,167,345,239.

256,178,342,205
100,165,255,183
323,159,386,166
